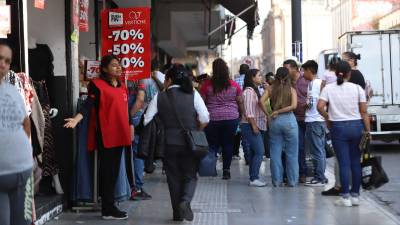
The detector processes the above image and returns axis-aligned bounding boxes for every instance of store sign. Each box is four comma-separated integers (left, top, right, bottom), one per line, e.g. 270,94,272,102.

85,60,101,79
79,0,89,32
0,5,10,38
34,0,45,10
101,8,151,81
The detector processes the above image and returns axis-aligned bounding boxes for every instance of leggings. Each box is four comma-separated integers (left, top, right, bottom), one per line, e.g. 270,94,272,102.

0,169,33,225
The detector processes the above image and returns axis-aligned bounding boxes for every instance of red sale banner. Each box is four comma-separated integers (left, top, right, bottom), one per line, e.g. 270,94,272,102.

79,0,89,32
101,8,151,81
34,0,45,9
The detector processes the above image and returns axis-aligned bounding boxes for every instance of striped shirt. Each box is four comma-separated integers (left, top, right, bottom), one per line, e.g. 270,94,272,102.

200,79,242,121
242,87,267,131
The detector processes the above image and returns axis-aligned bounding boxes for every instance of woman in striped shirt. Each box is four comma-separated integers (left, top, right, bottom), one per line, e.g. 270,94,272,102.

241,69,268,187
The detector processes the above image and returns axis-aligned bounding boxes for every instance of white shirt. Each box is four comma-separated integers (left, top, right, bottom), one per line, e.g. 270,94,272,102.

322,70,337,85
305,78,324,122
319,82,366,121
0,82,33,175
144,85,210,125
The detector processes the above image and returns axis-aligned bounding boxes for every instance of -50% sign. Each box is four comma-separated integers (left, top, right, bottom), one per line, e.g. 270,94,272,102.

109,43,144,55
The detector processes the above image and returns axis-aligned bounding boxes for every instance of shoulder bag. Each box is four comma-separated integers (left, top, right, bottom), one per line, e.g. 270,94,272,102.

166,91,209,158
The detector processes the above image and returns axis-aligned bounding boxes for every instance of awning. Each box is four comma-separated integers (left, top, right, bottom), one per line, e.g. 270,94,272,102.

217,0,259,35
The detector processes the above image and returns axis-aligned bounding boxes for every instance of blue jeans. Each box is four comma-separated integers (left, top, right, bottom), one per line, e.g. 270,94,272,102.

131,111,145,190
269,113,299,186
205,119,239,171
297,121,307,177
331,120,363,197
241,123,265,181
305,121,327,181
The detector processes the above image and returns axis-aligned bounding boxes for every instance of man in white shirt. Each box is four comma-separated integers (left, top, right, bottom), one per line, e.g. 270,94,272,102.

302,60,328,186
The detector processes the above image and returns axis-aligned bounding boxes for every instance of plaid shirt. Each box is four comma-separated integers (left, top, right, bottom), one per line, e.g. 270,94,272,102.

234,74,245,89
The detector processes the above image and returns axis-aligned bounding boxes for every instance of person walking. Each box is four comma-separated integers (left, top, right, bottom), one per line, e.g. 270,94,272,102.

260,67,299,187
302,60,327,186
241,69,268,187
200,58,243,179
233,64,250,163
64,55,133,220
0,41,34,225
322,53,367,196
317,61,370,207
144,64,209,221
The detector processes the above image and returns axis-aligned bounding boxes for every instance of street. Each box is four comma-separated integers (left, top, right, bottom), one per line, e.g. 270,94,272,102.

367,141,400,218
48,144,400,225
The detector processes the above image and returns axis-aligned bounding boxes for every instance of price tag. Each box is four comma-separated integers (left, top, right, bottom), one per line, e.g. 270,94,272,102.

85,60,101,80
101,8,151,81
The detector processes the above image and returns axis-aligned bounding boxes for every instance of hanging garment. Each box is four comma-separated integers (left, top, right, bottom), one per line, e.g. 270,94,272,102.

71,98,130,202
30,89,45,158
32,81,59,177
4,71,34,115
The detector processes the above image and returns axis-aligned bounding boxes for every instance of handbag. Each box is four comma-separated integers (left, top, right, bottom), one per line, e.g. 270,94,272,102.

325,130,335,158
198,150,218,177
361,141,389,190
166,91,209,158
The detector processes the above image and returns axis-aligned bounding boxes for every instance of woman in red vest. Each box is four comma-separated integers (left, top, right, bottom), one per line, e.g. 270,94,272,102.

64,55,133,220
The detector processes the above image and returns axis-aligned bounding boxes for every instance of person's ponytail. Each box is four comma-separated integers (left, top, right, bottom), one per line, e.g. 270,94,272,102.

335,61,351,85
180,75,194,93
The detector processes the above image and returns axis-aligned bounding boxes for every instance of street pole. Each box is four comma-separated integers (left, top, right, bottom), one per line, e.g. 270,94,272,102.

247,29,250,56
291,0,302,62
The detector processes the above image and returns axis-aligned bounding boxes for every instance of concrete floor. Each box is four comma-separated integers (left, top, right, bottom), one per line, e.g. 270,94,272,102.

48,152,400,225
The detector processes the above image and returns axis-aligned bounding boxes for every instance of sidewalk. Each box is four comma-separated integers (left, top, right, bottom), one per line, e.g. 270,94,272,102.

49,158,400,225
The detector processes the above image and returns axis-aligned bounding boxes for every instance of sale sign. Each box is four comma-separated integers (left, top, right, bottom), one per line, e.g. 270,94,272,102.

34,0,45,9
85,60,100,80
101,8,151,81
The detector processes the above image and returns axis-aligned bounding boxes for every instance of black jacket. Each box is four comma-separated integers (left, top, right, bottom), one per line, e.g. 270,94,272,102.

138,115,165,173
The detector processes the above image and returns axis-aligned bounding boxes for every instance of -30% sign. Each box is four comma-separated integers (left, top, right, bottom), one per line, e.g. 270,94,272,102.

109,29,144,41
121,57,145,69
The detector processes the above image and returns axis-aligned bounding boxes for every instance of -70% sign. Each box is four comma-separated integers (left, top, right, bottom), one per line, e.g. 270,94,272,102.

109,29,144,41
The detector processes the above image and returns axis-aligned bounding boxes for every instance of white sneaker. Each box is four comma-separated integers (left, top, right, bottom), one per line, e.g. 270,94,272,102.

351,197,360,206
335,197,352,207
249,179,267,187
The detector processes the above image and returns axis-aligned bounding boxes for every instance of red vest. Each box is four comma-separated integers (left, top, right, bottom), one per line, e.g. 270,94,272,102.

87,78,131,151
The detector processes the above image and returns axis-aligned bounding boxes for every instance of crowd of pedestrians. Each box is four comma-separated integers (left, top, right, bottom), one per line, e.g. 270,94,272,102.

0,36,371,222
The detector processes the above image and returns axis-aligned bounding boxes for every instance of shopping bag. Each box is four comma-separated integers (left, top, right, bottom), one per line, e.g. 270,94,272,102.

198,151,217,177
325,130,335,158
361,142,389,190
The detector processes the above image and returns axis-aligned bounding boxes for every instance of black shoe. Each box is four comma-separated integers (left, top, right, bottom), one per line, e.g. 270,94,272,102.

173,216,184,222
321,187,341,196
222,170,231,180
179,202,194,221
102,209,128,220
130,189,152,200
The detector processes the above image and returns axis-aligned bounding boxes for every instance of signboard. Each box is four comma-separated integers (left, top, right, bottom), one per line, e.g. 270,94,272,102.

79,0,89,32
242,56,255,68
85,60,100,79
101,8,151,81
0,5,10,38
34,0,45,10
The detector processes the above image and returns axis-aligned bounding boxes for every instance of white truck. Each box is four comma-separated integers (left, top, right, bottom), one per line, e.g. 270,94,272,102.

318,30,400,142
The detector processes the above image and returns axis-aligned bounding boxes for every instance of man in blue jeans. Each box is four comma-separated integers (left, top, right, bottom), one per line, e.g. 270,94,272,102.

302,60,327,186
127,81,152,200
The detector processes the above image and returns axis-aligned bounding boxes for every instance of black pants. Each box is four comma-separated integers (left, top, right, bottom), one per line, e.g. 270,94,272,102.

125,147,135,188
98,143,123,213
0,169,32,225
163,145,199,218
233,131,241,156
